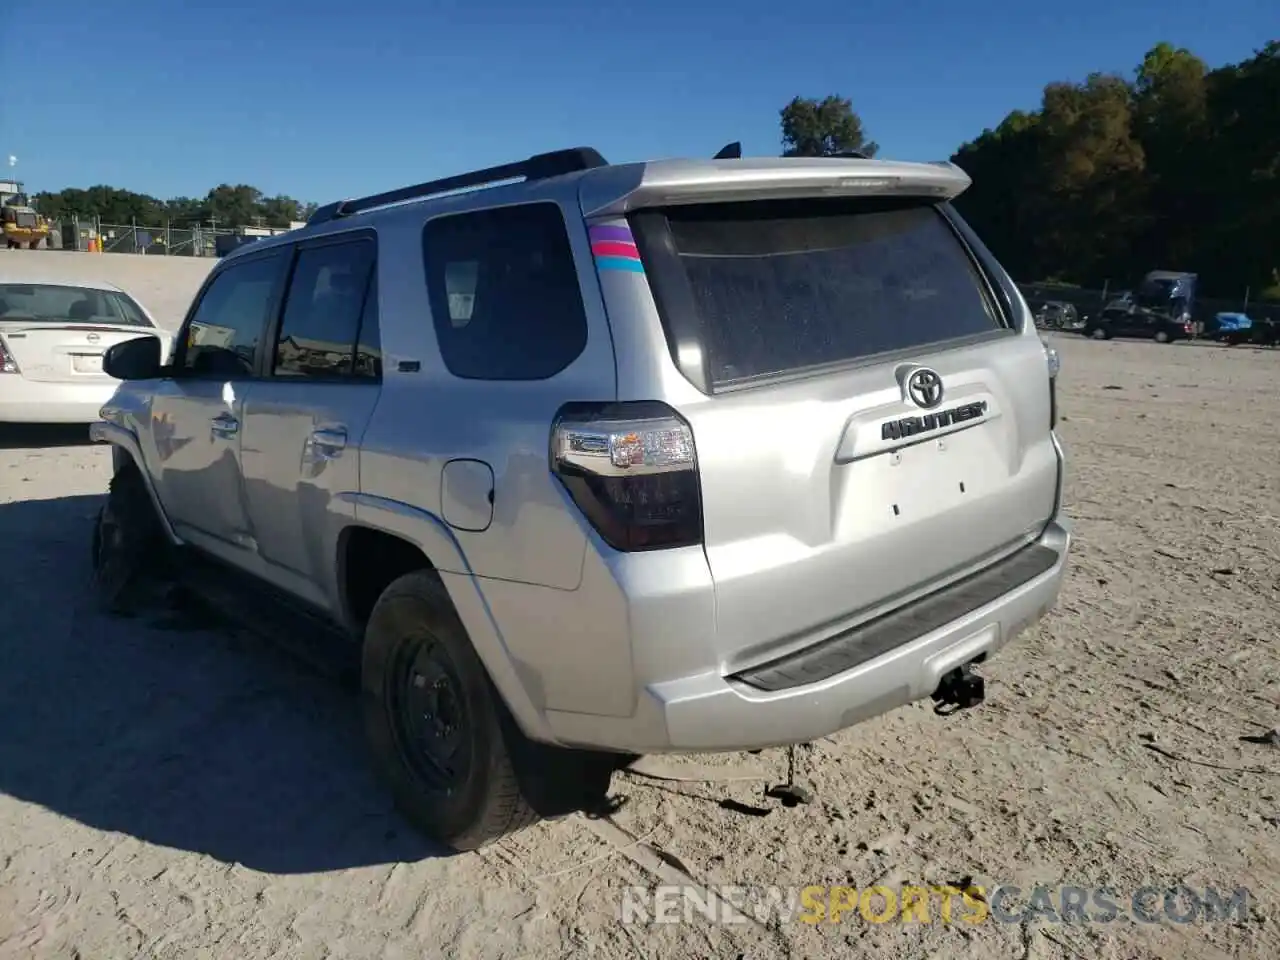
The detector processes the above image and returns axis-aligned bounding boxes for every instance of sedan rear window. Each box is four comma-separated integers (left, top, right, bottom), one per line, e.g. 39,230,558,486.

632,198,1004,390
0,283,154,327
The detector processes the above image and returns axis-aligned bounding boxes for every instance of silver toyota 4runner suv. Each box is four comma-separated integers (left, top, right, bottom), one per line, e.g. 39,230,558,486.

90,146,1071,851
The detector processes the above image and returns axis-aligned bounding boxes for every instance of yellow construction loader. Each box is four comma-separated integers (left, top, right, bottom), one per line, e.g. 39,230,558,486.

0,180,51,249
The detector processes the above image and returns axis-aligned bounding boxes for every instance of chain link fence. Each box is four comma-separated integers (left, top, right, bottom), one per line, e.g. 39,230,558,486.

46,217,237,257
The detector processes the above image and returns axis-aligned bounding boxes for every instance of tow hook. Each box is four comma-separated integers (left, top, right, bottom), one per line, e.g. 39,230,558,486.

932,663,986,716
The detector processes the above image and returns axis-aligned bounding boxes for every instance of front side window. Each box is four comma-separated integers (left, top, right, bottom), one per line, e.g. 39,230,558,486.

181,253,284,377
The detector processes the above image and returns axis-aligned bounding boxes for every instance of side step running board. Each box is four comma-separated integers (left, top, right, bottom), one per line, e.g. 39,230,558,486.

172,552,361,688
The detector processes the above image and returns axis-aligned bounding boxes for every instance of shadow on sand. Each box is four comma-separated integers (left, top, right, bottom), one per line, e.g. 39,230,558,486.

0,493,446,873
0,424,98,450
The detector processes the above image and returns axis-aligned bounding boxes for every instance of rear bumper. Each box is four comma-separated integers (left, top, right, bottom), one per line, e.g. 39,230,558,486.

544,516,1072,753
0,378,119,423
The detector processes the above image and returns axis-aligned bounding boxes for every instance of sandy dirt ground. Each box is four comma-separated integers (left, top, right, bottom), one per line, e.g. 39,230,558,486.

0,250,212,328
2,326,1279,959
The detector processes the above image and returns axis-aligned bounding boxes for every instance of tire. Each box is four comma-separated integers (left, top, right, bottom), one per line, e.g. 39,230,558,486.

91,464,168,615
1089,326,1110,340
361,570,541,851
1154,330,1171,343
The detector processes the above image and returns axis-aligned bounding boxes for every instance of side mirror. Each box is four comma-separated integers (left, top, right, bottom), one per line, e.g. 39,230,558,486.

104,335,162,381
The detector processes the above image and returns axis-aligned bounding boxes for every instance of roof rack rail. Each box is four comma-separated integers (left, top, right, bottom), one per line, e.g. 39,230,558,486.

713,141,742,160
831,150,869,159
307,146,609,226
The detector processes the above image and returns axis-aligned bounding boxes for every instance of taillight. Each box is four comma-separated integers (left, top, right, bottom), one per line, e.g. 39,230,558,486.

0,338,18,374
551,401,703,552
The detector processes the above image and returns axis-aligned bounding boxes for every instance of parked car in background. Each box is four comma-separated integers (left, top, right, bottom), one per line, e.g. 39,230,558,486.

1084,306,1195,343
1205,312,1251,342
1103,291,1134,313
1219,318,1278,347
0,279,171,423
1034,301,1078,329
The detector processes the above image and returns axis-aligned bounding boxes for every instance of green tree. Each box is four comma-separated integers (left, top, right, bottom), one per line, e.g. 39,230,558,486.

204,184,264,226
34,186,167,226
1036,73,1147,280
1133,42,1209,132
31,183,316,229
1131,43,1210,268
1198,42,1280,294
951,110,1046,277
780,96,878,157
950,40,1279,298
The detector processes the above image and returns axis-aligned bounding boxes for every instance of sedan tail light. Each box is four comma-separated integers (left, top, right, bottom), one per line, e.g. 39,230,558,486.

0,339,19,374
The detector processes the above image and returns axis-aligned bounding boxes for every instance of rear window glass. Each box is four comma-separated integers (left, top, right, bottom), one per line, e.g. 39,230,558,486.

0,283,153,327
641,199,1003,388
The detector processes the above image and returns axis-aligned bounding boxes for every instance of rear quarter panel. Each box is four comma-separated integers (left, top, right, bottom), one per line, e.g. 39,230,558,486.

356,198,618,591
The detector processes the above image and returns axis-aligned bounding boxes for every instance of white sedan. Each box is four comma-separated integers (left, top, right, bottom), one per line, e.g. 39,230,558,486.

0,278,172,423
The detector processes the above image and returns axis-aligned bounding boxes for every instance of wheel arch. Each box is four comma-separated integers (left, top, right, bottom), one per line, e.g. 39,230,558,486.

89,421,180,545
335,495,560,745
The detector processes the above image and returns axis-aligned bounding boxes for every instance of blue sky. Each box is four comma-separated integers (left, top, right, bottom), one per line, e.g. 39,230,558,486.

1,0,1273,205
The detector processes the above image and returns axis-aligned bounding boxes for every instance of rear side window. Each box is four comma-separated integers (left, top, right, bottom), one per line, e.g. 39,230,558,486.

182,253,284,377
634,198,1003,390
422,202,588,380
273,238,376,379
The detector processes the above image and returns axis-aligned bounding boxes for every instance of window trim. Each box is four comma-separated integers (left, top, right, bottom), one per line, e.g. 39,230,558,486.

170,246,291,382
629,198,1018,396
352,269,382,382
262,228,381,384
421,199,589,382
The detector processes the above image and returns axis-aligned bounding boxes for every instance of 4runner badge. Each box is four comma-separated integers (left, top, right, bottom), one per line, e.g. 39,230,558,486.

881,400,989,442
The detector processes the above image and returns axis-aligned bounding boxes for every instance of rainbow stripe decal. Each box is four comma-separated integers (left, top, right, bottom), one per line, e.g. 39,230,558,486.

590,224,645,274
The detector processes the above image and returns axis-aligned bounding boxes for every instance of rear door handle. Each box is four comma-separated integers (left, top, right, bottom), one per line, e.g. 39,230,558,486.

308,427,347,461
210,413,239,439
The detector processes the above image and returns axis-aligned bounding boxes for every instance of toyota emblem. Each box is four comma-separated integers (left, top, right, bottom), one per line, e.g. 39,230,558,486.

86,333,100,344
906,368,944,409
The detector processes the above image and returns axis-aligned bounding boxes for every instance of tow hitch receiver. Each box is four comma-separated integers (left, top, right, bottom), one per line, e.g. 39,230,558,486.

932,663,986,716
